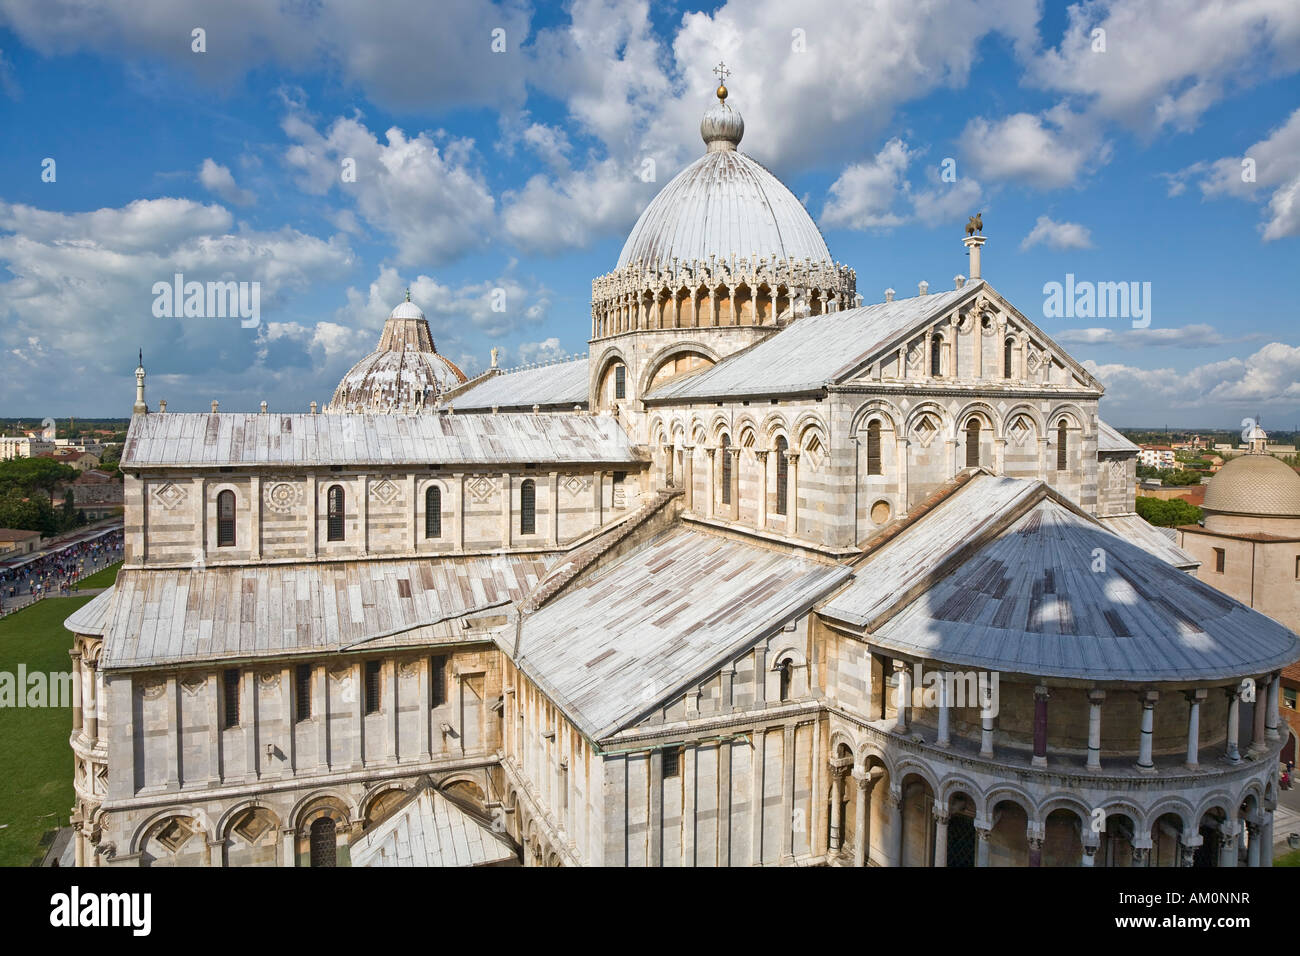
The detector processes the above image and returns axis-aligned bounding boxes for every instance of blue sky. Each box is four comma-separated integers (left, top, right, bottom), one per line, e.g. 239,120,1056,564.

0,0,1297,427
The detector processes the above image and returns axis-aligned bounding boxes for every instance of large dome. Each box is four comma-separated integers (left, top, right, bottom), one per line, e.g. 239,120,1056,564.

616,93,832,270
1202,453,1300,516
327,297,466,413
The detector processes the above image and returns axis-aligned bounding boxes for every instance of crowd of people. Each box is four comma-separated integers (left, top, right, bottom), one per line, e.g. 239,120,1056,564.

0,527,123,616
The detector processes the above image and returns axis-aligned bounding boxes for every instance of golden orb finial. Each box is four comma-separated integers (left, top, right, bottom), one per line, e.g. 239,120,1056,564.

712,61,731,103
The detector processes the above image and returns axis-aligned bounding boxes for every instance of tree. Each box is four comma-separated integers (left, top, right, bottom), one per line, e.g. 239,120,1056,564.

0,490,58,535
1136,496,1203,527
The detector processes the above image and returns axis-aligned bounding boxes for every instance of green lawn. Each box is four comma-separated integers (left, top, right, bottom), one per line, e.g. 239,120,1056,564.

1275,848,1300,867
75,561,121,591
0,596,89,866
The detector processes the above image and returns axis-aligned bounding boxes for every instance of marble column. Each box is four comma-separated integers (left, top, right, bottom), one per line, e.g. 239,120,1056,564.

1251,679,1268,755
786,452,800,533
1081,841,1097,867
980,711,995,758
1267,673,1281,741
755,450,769,529
1032,684,1049,767
1186,688,1206,768
705,448,717,519
1262,811,1275,866
1226,686,1241,763
1137,691,1157,772
1247,822,1261,867
886,790,903,867
1028,835,1044,868
894,661,912,733
829,769,847,851
933,808,949,867
936,672,951,748
1179,841,1198,868
1086,689,1105,770
1219,825,1238,868
975,823,991,867
69,650,83,735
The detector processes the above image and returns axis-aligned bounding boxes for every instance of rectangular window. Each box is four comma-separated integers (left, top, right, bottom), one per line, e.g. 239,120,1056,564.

222,669,240,729
1295,555,1299,580
295,664,312,722
430,654,447,708
1214,547,1226,573
1286,687,1297,711
662,747,680,778
614,364,626,400
364,660,381,715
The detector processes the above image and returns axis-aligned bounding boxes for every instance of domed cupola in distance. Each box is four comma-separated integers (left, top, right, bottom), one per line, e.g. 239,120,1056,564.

589,65,856,416
327,292,467,413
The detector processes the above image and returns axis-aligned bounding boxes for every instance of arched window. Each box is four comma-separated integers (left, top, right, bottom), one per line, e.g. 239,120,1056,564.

216,489,236,547
309,817,337,868
965,419,981,467
720,435,732,505
614,364,626,400
1004,337,1014,379
520,479,536,535
778,659,793,702
326,485,345,541
775,436,789,516
425,486,442,539
1057,421,1068,471
866,420,882,476
931,334,943,377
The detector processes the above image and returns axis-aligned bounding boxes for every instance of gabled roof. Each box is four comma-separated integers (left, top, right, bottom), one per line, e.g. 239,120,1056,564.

508,525,850,740
1097,420,1139,453
646,283,980,402
94,554,551,670
350,784,516,867
446,357,590,412
821,477,1299,682
121,410,634,468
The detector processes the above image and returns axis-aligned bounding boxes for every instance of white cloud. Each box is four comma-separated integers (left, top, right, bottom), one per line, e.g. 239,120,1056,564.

1029,0,1300,134
821,139,985,232
1087,342,1300,423
282,111,496,266
962,106,1102,189
502,158,656,255
198,159,255,206
1056,324,1257,349
515,337,570,365
1020,215,1094,251
0,196,354,411
1170,108,1300,241
821,139,913,230
333,265,552,357
0,0,532,110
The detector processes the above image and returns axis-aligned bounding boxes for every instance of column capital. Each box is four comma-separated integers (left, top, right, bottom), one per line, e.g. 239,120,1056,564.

1141,689,1159,707
933,806,950,825
1187,687,1208,704
1225,684,1242,702
1034,683,1051,700
1087,688,1106,704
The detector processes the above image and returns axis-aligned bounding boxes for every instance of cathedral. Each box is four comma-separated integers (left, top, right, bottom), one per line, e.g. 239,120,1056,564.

65,76,1298,867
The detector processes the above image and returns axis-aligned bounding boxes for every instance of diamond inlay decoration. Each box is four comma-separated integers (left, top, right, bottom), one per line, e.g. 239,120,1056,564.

468,475,497,504
914,415,938,448
370,478,400,505
152,481,187,510
562,475,587,496
1009,416,1032,446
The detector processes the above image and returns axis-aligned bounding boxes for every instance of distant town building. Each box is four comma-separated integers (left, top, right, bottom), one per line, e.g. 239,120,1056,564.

69,470,124,520
1138,445,1177,469
1178,452,1300,763
0,436,55,460
0,528,43,555
44,450,101,472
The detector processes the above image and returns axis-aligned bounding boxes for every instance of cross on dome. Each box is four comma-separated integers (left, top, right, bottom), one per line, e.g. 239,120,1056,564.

712,61,730,84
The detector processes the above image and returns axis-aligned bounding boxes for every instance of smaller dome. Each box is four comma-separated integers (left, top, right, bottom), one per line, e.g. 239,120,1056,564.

389,299,425,321
1203,454,1300,517
701,102,744,152
327,297,466,413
